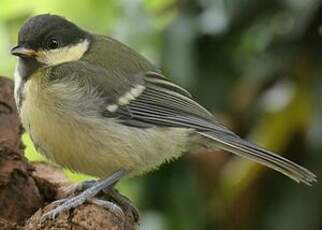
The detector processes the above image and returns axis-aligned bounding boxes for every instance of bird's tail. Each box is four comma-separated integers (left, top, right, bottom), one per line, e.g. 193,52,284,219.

199,131,317,186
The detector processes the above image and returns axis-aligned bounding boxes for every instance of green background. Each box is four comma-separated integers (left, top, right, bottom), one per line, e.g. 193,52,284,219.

0,0,321,229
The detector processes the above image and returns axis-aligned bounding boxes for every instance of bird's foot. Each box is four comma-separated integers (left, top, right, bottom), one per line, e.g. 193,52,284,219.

63,176,138,218
41,170,126,221
89,197,124,217
103,187,140,222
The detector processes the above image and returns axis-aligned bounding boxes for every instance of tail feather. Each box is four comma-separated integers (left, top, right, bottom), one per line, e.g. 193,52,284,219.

199,131,317,186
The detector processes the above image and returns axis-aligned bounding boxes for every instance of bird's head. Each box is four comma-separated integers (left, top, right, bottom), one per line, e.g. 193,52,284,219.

11,14,90,77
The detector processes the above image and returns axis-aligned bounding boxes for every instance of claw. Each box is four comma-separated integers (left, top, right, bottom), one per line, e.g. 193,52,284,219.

41,194,87,221
106,188,140,221
89,198,125,218
40,170,126,222
41,210,58,222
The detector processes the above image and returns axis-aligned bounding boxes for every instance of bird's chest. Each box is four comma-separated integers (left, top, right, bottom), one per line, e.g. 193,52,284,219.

18,73,94,167
20,75,70,157
16,73,126,177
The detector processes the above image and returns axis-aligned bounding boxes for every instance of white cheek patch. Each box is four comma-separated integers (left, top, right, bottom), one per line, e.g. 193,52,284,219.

36,39,89,66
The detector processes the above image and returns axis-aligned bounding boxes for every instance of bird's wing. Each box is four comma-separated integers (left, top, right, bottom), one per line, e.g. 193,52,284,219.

103,71,236,137
100,71,315,185
49,62,316,185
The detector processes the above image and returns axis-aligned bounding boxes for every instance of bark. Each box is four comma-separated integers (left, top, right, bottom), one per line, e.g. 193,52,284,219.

0,77,138,229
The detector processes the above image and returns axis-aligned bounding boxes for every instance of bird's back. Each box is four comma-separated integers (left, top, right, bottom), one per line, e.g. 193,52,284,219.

83,35,157,76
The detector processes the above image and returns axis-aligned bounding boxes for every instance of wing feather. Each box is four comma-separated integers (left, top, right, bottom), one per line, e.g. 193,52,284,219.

110,72,236,136
99,71,316,185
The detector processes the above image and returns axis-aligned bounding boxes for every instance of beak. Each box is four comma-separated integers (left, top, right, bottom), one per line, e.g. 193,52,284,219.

10,45,37,58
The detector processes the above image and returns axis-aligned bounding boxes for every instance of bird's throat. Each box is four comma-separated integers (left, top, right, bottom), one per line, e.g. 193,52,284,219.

17,57,42,80
14,58,42,110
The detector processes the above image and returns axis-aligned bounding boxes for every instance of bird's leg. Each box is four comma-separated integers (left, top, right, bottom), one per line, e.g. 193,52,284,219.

64,179,97,196
41,169,126,221
68,180,139,221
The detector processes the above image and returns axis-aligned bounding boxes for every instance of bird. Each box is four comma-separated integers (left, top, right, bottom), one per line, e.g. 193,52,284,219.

11,14,316,220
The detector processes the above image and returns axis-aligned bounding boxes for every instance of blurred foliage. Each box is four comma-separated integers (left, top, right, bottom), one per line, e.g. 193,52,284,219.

0,0,321,229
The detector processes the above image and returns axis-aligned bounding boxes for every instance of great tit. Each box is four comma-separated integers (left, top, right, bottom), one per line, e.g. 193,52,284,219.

11,14,316,220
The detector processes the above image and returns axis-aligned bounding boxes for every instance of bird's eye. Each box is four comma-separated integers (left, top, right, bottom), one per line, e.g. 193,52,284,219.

47,38,60,49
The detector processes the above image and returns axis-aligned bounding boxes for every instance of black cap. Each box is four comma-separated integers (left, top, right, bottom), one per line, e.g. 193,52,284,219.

17,14,90,51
